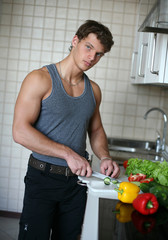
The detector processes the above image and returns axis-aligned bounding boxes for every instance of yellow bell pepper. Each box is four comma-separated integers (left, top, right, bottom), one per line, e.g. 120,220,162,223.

115,201,135,223
115,182,140,203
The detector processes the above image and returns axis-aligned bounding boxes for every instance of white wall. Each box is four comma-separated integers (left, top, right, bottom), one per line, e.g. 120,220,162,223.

0,0,168,212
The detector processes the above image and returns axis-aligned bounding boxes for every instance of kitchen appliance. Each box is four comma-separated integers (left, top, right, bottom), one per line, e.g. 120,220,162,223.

139,0,168,34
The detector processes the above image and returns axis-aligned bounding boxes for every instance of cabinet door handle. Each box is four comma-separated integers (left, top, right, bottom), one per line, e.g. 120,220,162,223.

138,43,148,77
130,51,138,79
150,33,159,75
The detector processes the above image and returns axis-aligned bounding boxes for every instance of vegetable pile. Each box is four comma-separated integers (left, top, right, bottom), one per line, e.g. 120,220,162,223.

125,158,168,186
103,157,168,233
104,158,168,234
114,181,159,219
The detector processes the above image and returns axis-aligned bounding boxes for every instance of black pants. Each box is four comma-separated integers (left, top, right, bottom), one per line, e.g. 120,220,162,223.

18,165,87,240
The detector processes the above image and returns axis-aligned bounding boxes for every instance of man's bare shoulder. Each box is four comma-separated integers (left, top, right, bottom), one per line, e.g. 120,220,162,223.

20,66,52,99
26,66,50,83
89,79,100,89
89,79,102,105
24,66,51,87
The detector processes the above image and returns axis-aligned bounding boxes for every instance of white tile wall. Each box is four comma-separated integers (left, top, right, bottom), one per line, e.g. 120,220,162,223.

0,0,168,212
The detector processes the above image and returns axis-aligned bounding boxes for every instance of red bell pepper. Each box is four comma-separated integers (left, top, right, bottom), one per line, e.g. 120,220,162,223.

128,173,137,181
128,173,146,182
140,178,154,183
123,160,128,169
131,210,156,234
133,193,159,215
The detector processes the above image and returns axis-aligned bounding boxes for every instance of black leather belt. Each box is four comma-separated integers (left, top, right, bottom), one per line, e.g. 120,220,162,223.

28,155,75,177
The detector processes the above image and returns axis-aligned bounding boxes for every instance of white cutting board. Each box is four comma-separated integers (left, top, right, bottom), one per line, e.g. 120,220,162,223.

78,175,128,194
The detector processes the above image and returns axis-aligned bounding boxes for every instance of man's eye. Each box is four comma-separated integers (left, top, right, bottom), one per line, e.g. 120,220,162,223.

86,45,91,50
96,53,103,57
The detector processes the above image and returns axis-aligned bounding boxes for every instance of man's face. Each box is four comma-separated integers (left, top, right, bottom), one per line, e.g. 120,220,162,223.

72,33,105,71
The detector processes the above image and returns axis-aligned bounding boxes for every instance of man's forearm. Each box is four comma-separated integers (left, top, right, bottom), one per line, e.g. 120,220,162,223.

89,127,111,160
13,122,72,160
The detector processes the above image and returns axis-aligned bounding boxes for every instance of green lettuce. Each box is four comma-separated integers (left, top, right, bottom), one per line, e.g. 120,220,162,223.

125,158,168,186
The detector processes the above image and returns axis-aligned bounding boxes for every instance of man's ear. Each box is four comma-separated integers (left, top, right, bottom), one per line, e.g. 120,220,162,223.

72,35,79,47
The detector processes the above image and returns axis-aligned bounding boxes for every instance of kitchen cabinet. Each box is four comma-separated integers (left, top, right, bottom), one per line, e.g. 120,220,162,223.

145,32,168,84
131,32,149,84
131,0,168,85
165,50,168,82
131,32,168,85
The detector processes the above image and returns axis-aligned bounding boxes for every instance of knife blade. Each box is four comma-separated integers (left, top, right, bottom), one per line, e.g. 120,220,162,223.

92,170,121,182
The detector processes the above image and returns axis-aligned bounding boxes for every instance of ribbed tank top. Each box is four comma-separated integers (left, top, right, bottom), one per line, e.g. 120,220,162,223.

32,63,96,166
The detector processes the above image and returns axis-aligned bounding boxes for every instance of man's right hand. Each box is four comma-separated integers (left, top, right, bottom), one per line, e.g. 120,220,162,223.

65,151,92,177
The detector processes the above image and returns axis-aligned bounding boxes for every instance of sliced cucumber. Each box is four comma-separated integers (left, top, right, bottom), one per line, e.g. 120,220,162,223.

104,177,111,185
111,180,118,184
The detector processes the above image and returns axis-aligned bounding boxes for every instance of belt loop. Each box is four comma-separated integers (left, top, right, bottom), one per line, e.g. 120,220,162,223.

44,162,51,175
65,167,69,179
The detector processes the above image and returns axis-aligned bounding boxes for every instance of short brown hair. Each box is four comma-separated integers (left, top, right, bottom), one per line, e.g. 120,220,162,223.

75,20,114,53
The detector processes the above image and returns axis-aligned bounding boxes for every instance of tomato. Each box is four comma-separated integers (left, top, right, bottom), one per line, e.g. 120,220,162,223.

128,173,146,182
123,160,128,169
140,178,154,183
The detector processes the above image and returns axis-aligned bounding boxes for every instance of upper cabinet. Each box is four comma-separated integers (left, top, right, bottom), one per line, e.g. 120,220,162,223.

131,0,168,86
145,33,168,84
131,32,149,84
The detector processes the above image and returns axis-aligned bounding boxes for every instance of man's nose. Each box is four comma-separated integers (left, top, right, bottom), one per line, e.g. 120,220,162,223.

89,52,96,61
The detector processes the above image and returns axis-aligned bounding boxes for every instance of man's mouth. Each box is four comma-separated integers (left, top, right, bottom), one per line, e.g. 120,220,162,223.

84,61,91,67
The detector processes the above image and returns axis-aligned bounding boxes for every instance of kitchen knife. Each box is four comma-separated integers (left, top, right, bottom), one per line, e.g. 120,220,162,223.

92,170,121,182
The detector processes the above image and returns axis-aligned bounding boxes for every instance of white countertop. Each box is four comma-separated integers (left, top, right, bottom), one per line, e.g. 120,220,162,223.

80,166,128,240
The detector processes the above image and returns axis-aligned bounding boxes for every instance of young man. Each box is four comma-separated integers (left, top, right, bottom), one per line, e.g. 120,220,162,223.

13,20,120,240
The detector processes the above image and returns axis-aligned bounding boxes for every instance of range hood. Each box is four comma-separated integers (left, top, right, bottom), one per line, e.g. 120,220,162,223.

138,0,168,34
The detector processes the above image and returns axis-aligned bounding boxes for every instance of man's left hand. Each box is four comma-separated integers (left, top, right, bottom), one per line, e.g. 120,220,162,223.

100,158,120,178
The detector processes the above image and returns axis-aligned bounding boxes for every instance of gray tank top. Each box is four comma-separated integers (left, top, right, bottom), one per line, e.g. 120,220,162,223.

32,63,96,166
